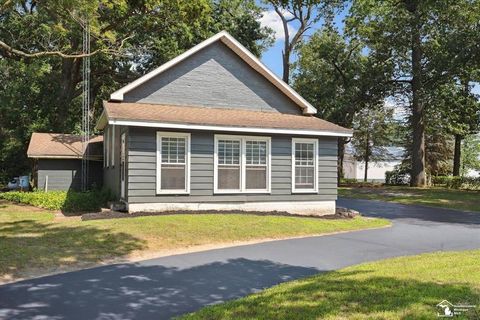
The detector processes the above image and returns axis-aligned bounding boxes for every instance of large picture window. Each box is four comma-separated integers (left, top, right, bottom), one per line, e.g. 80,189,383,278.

215,135,270,193
292,138,318,193
156,132,190,194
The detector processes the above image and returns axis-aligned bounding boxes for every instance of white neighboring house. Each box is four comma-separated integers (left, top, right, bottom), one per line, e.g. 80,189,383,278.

343,145,405,182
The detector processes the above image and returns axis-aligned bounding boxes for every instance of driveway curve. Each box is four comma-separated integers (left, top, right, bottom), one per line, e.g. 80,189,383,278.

1,198,479,320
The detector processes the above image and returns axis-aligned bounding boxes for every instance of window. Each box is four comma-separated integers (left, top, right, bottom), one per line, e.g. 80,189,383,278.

156,132,190,194
292,138,318,193
215,135,270,193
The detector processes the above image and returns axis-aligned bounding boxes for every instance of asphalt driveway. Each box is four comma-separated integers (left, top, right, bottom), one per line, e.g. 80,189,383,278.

1,198,479,320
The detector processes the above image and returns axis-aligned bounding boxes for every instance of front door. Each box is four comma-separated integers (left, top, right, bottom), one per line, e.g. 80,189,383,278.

120,132,126,199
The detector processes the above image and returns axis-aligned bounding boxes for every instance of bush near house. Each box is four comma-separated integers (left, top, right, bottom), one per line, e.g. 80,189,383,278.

0,189,112,213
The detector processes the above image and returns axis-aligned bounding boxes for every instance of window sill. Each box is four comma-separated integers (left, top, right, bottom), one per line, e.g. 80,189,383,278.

291,190,319,194
214,190,271,194
156,191,190,195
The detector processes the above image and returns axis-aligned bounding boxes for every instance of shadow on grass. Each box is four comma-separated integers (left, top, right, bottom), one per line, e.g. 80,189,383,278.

0,219,146,280
0,258,478,319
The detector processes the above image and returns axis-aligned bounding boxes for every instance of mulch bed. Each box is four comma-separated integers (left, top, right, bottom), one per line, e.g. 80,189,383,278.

81,209,357,221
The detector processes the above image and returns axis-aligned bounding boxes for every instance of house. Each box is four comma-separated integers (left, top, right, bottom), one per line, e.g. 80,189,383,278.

27,133,103,191
28,31,352,214
95,31,352,214
343,145,405,182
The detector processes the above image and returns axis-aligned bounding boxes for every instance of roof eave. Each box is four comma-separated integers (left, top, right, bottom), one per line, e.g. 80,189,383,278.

108,118,353,137
94,105,108,130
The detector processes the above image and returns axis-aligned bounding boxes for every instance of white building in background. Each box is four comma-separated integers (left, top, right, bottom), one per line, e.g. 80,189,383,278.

343,145,405,182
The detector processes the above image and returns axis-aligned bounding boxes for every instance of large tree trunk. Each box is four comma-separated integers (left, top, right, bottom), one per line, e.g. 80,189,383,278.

282,51,290,84
453,134,462,176
407,0,426,187
55,56,82,130
364,132,370,182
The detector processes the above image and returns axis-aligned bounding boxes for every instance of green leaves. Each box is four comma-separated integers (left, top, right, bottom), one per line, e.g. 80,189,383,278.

0,0,272,183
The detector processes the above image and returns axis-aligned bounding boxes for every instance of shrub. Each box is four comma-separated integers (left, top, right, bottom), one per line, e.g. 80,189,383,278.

432,176,480,190
0,189,113,213
385,168,410,185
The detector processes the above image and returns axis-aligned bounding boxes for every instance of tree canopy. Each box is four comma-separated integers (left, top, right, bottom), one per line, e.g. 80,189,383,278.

0,0,272,182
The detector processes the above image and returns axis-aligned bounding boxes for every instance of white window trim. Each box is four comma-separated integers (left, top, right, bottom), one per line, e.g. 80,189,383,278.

292,138,319,194
214,134,271,194
110,125,115,167
156,131,191,195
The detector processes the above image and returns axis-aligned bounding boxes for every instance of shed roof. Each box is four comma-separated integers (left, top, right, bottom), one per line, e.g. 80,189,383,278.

27,133,103,160
98,101,352,137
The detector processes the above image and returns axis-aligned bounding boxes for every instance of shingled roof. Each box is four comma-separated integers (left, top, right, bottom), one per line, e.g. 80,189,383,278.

97,102,352,136
27,133,103,160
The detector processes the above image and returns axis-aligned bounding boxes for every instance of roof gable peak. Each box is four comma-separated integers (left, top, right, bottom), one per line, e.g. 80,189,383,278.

110,31,316,115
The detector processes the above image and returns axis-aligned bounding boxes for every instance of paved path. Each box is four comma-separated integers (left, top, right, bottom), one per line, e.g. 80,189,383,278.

1,199,479,320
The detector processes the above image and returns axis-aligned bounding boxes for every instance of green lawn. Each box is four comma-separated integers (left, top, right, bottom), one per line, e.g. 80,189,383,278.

0,200,389,282
339,186,480,212
180,250,480,319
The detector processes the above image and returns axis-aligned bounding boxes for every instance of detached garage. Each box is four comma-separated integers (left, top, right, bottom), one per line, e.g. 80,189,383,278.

27,133,103,191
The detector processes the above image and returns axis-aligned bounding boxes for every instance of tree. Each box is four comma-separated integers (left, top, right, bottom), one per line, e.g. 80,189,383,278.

429,81,480,176
0,0,272,182
294,28,391,181
461,134,480,177
347,0,480,187
266,0,343,83
351,105,395,181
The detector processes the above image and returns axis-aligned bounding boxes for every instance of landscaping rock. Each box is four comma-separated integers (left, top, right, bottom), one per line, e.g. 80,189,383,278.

335,207,360,218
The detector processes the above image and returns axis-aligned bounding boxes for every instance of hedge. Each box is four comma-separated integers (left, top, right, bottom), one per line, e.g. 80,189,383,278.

0,189,113,213
432,176,480,190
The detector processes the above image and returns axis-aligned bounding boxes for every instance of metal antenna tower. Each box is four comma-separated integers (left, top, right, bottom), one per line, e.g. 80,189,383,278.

81,17,91,192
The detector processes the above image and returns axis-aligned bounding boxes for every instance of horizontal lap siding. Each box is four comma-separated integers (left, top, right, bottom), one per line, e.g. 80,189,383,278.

37,159,103,191
124,42,301,115
127,127,337,203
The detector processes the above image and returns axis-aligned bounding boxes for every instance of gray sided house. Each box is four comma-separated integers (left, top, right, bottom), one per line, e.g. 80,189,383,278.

27,133,103,191
95,31,352,214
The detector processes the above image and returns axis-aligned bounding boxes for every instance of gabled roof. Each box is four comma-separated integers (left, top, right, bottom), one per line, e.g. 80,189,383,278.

27,133,103,160
97,101,352,137
109,31,317,115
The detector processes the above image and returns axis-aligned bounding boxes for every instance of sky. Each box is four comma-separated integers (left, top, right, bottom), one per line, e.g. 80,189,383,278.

257,4,350,77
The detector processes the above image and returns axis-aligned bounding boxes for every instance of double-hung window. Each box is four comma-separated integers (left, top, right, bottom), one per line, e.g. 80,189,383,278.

156,132,190,194
215,135,270,193
292,138,318,193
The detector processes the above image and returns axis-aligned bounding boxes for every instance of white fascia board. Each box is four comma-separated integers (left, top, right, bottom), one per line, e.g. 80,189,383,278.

108,119,353,137
109,31,317,115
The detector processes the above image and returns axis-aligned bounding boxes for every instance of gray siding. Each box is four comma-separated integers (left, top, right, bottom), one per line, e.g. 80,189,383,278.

124,42,302,115
36,159,102,191
127,127,338,204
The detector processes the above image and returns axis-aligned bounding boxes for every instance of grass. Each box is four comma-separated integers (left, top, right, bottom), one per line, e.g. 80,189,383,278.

0,200,389,282
339,186,480,212
180,250,480,319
